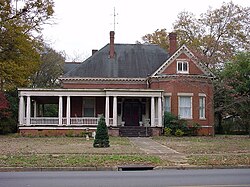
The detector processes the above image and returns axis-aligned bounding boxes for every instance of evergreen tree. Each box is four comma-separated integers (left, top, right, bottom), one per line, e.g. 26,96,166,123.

93,116,110,148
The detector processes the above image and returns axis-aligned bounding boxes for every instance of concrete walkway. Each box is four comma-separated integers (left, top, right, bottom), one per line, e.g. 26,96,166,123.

128,137,188,166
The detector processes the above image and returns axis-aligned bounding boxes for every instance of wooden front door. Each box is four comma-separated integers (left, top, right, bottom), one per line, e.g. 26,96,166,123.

123,101,140,126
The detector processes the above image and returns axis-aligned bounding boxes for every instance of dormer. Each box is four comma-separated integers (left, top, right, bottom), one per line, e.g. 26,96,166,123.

151,45,214,78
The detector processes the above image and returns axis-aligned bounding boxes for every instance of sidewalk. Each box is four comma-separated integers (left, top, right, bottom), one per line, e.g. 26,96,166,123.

128,137,188,166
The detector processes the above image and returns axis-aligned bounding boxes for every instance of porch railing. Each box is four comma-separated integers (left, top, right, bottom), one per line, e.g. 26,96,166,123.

24,117,114,126
30,117,59,125
23,117,159,126
70,117,99,125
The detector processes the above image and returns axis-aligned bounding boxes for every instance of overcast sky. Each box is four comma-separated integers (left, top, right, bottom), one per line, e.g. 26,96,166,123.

42,0,250,61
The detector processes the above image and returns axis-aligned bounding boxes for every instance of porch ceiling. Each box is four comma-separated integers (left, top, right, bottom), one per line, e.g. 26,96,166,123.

32,96,58,104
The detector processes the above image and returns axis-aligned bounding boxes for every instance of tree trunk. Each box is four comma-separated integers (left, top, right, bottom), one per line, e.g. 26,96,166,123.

216,113,223,134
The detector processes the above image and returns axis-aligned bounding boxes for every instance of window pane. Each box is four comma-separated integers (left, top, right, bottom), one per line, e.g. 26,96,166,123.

165,96,171,112
83,98,95,117
183,62,187,71
199,97,205,118
177,61,188,73
179,96,192,118
178,62,182,71
84,108,94,117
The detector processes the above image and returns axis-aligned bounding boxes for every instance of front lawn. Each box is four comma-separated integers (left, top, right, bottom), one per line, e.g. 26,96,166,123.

153,135,250,166
0,135,170,168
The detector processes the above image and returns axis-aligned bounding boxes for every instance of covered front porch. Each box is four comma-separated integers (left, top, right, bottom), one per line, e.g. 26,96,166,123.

18,88,164,136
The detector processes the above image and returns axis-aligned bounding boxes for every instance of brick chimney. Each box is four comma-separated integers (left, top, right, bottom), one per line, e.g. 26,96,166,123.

109,31,115,58
169,32,177,55
92,49,98,55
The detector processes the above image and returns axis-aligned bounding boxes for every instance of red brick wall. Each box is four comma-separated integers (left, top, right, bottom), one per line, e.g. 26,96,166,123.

19,128,120,137
19,129,95,137
151,78,214,133
163,54,204,75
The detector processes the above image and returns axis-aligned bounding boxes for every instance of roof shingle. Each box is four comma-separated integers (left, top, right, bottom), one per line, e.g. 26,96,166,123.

63,44,169,78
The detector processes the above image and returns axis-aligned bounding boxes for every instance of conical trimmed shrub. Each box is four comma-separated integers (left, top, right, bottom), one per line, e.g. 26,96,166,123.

93,115,110,148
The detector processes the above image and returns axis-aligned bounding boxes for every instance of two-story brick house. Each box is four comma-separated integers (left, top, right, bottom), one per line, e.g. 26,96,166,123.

18,31,214,136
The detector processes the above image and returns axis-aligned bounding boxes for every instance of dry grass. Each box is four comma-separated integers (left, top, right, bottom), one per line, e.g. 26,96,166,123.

153,135,250,166
0,135,249,167
0,136,140,155
0,154,164,168
0,135,170,167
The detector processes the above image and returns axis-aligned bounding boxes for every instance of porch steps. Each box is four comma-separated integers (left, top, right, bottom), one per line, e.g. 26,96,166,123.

119,126,152,137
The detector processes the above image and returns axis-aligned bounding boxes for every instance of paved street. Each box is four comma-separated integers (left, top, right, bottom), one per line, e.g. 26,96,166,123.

0,169,249,187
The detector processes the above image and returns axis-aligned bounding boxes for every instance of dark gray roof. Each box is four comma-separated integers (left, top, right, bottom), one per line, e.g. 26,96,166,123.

63,62,81,74
63,44,169,78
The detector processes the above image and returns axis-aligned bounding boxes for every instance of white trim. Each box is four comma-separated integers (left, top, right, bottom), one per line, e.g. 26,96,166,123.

106,90,162,97
198,93,207,97
19,96,24,125
66,96,71,125
151,97,155,127
153,74,213,80
163,93,172,96
105,96,110,126
58,96,63,126
177,93,194,96
26,96,31,126
18,88,163,98
19,90,106,97
60,77,146,82
199,96,206,120
157,97,162,127
200,126,213,128
113,96,117,127
177,60,189,74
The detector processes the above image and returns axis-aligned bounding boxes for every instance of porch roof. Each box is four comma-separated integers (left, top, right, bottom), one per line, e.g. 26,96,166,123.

18,88,164,97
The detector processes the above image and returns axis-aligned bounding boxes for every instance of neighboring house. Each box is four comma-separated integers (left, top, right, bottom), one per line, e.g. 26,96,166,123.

18,31,214,136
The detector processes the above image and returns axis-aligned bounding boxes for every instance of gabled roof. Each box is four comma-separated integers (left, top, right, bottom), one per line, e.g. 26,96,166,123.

151,44,215,78
62,44,169,79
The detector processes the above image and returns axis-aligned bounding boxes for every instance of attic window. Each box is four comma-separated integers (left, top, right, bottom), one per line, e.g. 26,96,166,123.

177,61,189,74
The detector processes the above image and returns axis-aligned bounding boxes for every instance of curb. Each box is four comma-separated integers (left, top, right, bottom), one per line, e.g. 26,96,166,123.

154,165,250,170
0,165,249,172
0,166,118,172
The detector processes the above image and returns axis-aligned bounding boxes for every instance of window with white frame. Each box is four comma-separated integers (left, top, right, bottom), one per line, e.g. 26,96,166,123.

177,61,188,73
199,96,206,119
165,96,171,112
83,98,95,117
178,96,192,119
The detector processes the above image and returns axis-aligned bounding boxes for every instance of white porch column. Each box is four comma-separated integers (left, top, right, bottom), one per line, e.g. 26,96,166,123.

33,101,37,117
26,96,31,126
19,96,24,125
59,96,63,126
158,97,162,127
151,97,155,127
66,96,71,125
105,96,110,126
113,96,117,126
